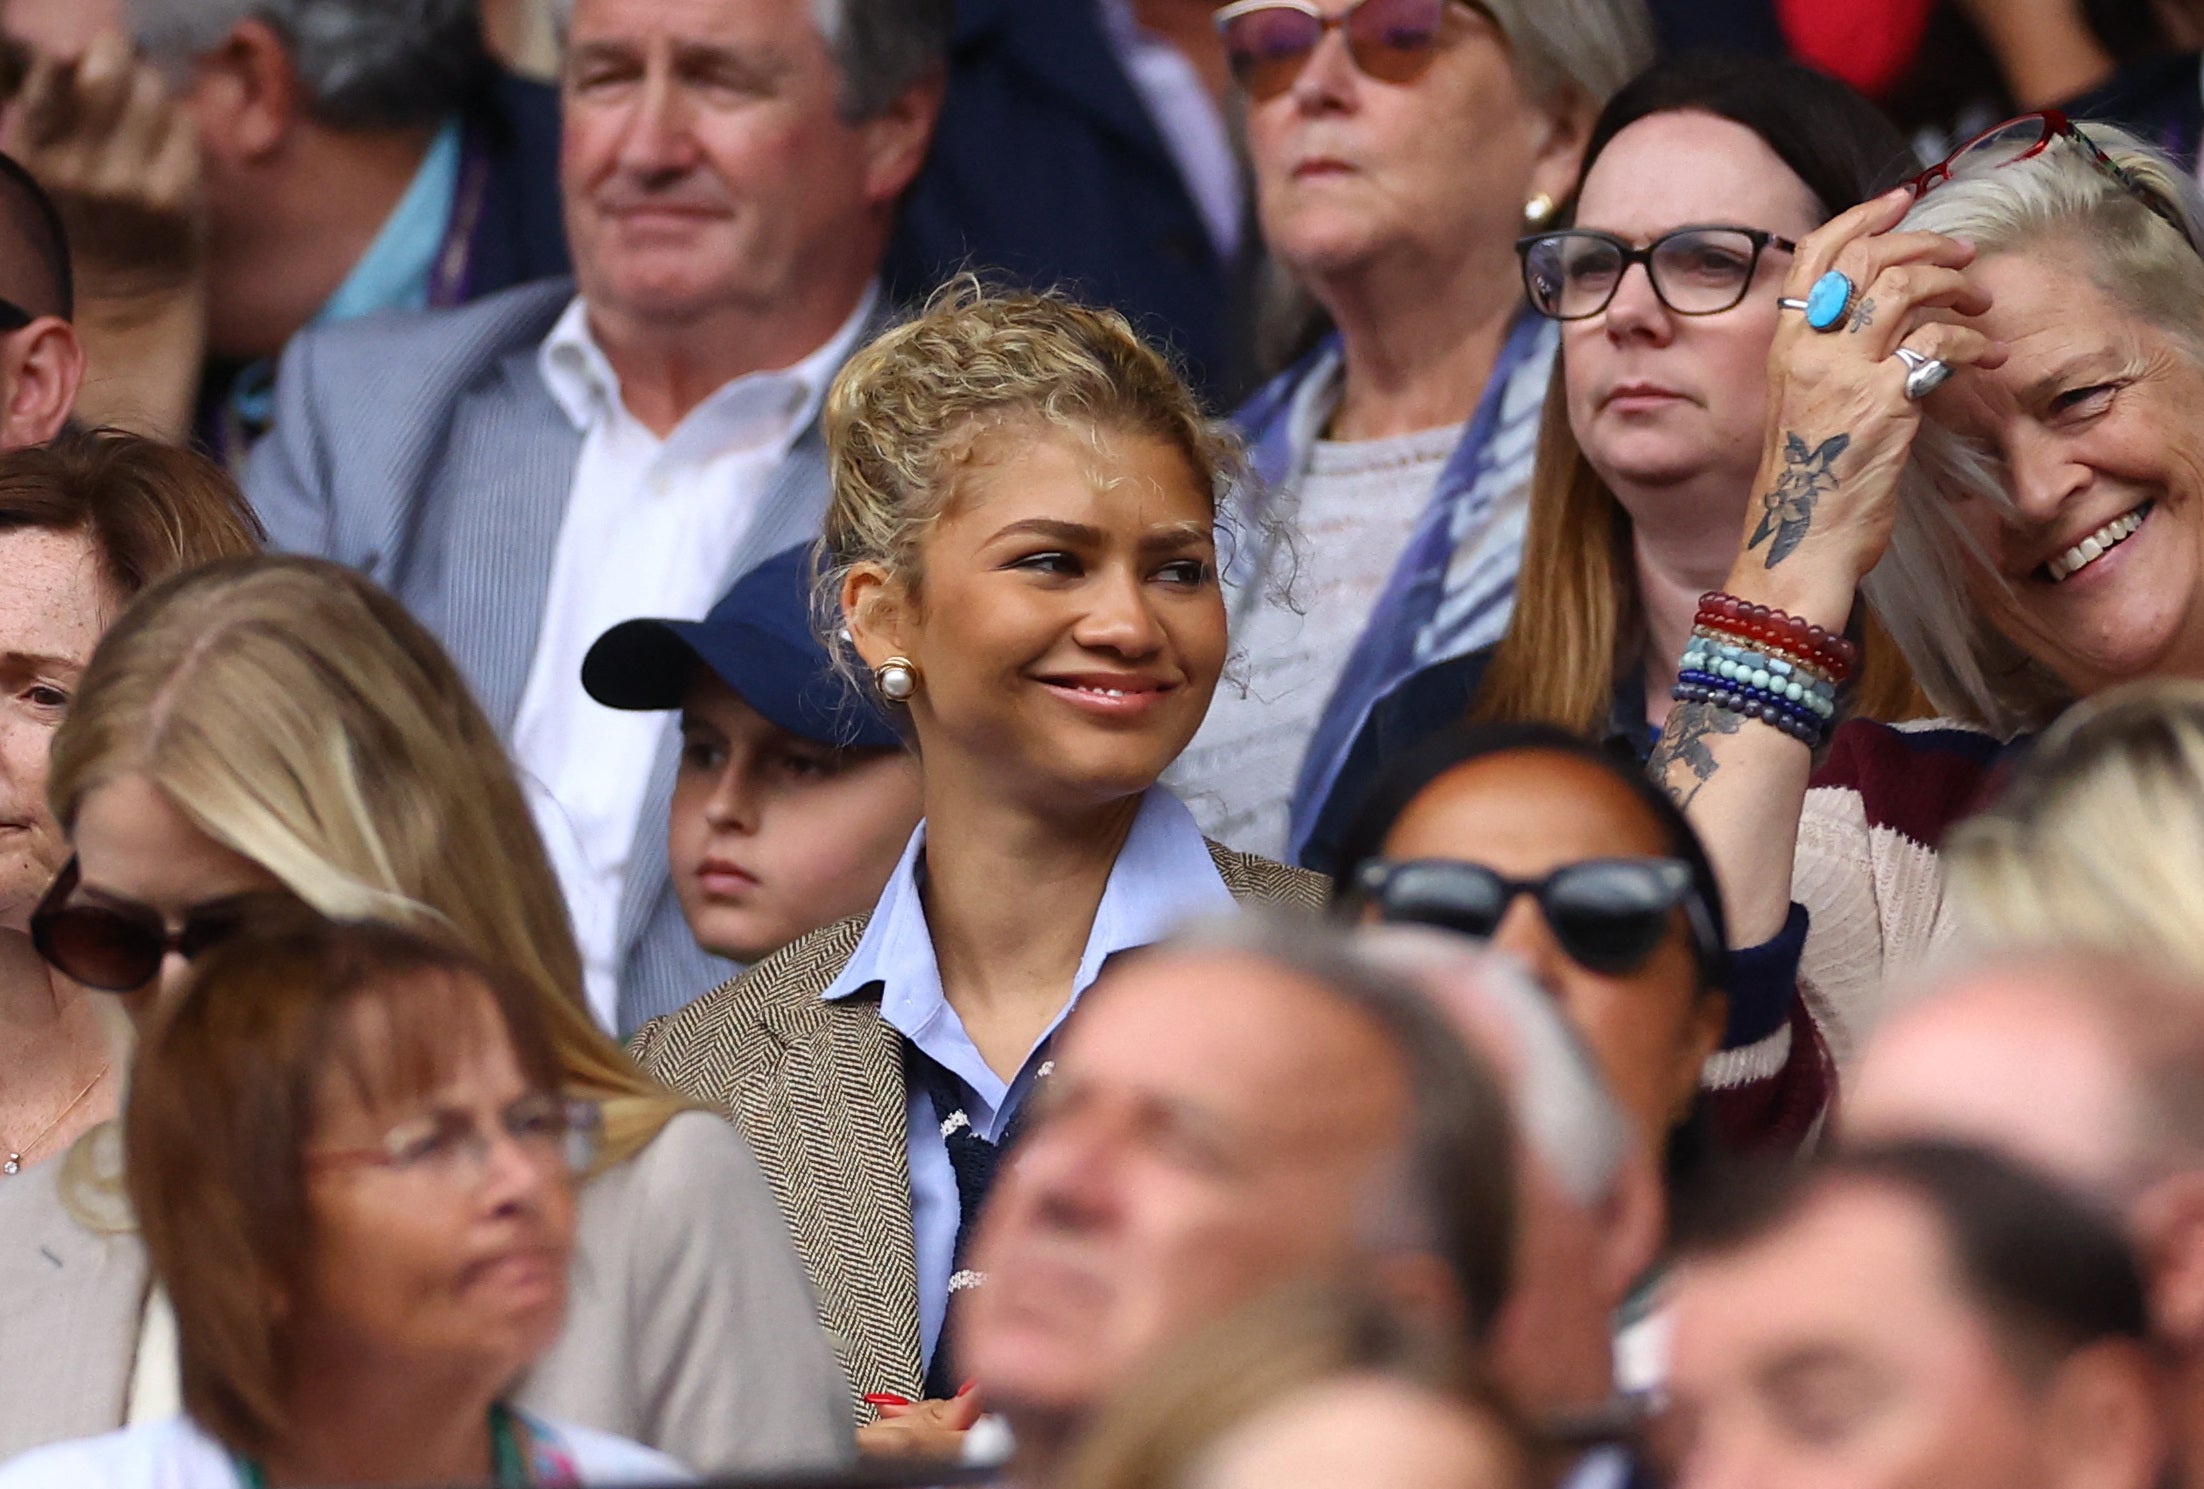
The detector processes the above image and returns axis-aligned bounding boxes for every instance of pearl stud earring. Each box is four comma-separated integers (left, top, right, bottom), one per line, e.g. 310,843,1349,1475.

874,656,919,702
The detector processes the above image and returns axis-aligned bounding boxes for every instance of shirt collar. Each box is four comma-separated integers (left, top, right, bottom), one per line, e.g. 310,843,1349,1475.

1094,0,1144,49
537,281,880,452
822,788,1237,1024
317,116,465,328
228,117,464,432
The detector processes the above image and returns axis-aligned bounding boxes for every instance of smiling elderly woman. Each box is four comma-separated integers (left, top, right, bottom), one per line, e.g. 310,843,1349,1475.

1648,113,2204,1077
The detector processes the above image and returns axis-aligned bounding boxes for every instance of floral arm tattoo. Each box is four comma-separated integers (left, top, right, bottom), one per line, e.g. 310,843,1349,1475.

1648,698,1746,811
1749,431,1851,568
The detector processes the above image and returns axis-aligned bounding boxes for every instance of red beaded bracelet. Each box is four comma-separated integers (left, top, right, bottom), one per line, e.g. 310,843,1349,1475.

1696,592,1858,681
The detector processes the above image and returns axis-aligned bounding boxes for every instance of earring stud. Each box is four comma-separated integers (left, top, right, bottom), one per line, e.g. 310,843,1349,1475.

874,656,919,702
1523,192,1557,229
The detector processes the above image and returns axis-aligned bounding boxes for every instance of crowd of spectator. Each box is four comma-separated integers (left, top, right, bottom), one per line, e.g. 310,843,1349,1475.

1,0,2204,1486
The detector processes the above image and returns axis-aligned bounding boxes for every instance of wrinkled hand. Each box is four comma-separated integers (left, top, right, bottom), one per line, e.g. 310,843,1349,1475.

1,29,201,292
1738,188,2007,620
856,1387,984,1462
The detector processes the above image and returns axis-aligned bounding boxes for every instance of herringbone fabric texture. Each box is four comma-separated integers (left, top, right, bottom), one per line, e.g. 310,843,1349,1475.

629,842,1327,1409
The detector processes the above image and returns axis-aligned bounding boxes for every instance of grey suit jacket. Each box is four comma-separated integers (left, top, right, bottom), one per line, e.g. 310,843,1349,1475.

245,280,861,1029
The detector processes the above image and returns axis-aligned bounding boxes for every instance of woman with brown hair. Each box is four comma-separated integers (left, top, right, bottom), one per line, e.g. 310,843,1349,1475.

0,911,688,1487
11,556,850,1472
1296,56,1929,875
0,430,259,1458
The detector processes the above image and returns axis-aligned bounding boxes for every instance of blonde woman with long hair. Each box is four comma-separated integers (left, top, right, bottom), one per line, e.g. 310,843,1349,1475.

27,555,851,1474
1945,680,2204,973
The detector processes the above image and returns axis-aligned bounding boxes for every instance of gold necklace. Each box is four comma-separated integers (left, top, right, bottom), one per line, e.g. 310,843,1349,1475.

3,1064,110,1175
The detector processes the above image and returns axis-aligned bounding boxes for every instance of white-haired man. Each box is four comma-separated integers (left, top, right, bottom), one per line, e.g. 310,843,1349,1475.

246,0,949,1029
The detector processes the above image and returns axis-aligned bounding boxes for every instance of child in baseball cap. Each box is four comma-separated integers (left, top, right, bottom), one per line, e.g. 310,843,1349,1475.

584,546,921,970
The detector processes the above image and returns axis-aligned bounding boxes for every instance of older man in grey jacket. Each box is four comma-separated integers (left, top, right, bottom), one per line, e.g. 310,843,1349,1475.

246,0,948,1033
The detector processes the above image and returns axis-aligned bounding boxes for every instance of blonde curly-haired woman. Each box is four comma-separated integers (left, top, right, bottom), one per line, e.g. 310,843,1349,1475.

631,289,1327,1450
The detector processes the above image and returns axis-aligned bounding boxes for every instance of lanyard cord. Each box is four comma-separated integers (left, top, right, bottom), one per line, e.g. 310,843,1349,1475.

232,1402,530,1488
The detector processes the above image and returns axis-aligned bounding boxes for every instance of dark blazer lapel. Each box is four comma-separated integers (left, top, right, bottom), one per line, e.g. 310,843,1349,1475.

744,989,924,1402
983,0,1179,167
431,344,584,733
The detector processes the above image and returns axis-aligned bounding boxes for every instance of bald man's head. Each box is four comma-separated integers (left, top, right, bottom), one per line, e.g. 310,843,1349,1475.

1849,950,2204,1198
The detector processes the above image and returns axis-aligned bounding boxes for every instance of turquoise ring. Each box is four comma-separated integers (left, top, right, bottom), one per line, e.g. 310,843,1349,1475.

1804,270,1856,332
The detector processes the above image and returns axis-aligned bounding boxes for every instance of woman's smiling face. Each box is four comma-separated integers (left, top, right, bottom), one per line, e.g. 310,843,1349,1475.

1930,246,2204,696
847,421,1228,810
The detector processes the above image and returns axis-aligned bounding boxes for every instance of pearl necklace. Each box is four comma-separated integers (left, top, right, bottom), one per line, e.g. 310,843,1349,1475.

3,1064,110,1175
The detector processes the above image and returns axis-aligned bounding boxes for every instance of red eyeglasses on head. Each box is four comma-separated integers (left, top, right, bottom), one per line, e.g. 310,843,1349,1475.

1904,110,2197,253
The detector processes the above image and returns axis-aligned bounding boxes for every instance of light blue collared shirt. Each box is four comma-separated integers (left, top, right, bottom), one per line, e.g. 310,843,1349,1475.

319,114,465,325
230,116,464,430
821,788,1237,1367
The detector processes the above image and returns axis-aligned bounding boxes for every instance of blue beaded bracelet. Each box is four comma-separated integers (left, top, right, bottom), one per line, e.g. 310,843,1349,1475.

1682,638,1838,718
1675,669,1826,730
1683,631,1839,694
1673,675,1831,749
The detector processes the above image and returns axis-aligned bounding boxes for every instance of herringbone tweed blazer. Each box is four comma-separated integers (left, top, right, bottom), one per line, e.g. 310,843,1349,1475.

629,842,1326,1409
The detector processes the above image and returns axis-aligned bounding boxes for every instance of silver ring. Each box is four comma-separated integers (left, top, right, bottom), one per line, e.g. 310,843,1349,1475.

1777,297,1810,314
1893,345,1953,401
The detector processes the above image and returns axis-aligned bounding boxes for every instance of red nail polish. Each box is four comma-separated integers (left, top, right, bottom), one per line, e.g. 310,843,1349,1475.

864,1393,913,1408
957,1378,978,1397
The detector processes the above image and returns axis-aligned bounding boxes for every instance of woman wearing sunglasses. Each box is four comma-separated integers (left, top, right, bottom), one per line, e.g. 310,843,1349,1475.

1296,56,1931,875
0,433,261,1461
1649,113,2204,1083
1335,722,1731,1170
0,911,689,1487
17,557,852,1473
1168,0,1652,861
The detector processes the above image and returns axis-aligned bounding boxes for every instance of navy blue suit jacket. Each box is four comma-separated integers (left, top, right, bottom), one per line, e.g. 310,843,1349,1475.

462,65,571,297
886,0,1249,405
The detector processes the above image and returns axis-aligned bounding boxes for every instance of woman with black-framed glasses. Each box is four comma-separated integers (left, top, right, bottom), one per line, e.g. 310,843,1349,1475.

1166,0,1654,864
1332,719,1735,1174
1295,58,1928,1158
1291,56,1930,877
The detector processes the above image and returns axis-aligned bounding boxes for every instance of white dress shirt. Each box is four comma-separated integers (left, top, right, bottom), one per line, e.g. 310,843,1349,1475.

514,290,876,1026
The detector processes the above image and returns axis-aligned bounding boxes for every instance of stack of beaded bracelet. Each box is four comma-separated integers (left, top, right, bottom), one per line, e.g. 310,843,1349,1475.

1671,591,1858,749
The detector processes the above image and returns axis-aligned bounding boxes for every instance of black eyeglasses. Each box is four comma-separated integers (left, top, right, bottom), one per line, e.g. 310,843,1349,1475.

0,299,29,333
1517,226,1798,321
29,857,288,992
1353,856,1720,976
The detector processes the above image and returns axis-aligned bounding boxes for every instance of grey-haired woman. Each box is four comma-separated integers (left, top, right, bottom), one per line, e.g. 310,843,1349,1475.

1649,114,2204,1075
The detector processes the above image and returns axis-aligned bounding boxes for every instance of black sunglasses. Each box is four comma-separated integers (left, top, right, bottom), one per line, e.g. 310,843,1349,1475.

29,857,286,992
1353,856,1720,976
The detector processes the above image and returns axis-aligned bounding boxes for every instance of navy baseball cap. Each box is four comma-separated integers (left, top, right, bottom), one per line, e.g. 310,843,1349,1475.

581,546,901,751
